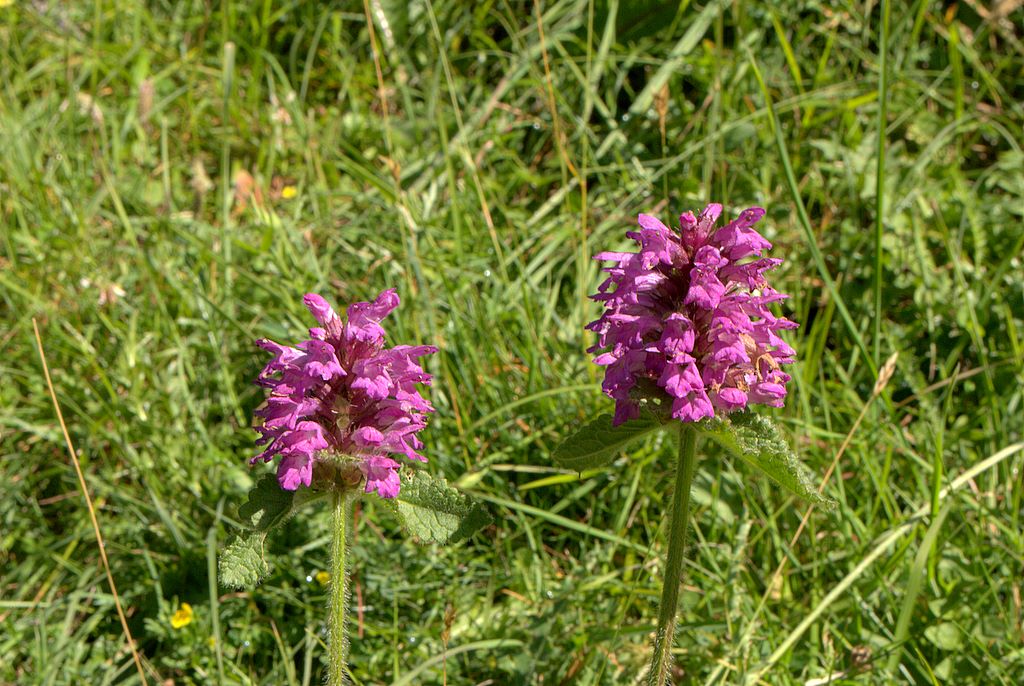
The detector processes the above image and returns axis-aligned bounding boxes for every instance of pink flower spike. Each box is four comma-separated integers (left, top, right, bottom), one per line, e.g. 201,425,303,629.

252,290,435,495
589,204,797,424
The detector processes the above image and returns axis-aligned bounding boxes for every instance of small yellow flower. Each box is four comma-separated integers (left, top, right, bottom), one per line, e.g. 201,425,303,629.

281,185,297,199
170,603,193,629
316,571,330,586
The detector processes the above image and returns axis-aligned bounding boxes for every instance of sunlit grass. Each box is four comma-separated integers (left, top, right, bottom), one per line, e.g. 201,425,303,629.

1,1,1022,684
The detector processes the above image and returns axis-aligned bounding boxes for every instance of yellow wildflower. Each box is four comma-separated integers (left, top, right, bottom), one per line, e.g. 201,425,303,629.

316,571,330,586
170,602,193,629
281,185,298,199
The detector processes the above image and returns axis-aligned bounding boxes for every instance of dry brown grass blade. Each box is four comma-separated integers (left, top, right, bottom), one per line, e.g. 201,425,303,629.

722,353,901,674
32,318,150,686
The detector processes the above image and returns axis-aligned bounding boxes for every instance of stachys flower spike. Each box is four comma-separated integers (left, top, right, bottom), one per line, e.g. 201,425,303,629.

252,290,436,497
587,204,797,425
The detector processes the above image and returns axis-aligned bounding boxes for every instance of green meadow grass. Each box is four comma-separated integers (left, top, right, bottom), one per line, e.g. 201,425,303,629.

2,1,1022,683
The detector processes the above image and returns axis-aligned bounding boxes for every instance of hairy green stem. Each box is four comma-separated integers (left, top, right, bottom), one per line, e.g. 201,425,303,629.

328,491,351,686
647,424,698,686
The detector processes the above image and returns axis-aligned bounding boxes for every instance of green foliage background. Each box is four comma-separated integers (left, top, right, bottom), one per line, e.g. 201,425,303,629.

1,0,1022,683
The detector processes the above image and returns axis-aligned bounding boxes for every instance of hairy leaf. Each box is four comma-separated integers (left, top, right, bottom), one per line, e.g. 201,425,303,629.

238,473,296,531
552,413,664,471
237,472,327,530
389,471,491,545
220,473,327,588
219,533,269,589
701,413,834,508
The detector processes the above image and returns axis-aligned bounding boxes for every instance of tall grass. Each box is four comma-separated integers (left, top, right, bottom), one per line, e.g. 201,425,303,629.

1,1,1022,683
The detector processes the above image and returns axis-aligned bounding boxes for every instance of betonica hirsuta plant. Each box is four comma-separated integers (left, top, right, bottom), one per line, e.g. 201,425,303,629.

555,204,832,685
252,290,436,497
220,290,488,685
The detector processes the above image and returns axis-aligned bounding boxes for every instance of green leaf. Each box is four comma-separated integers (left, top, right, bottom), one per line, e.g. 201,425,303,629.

389,471,491,545
700,413,835,508
219,533,269,589
238,473,297,531
219,473,327,589
237,472,328,533
552,413,663,472
924,623,963,651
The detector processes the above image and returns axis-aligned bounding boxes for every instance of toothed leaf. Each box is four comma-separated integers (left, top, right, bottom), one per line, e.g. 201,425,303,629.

700,413,834,508
219,533,269,589
238,473,296,532
388,471,491,545
552,413,664,471
219,473,326,588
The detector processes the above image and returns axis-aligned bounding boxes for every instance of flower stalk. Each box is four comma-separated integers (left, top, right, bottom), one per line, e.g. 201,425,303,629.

582,203,799,682
327,490,351,686
647,423,698,686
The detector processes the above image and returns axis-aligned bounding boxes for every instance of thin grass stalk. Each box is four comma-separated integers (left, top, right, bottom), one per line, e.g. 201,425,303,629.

33,320,150,685
747,51,877,379
874,0,891,366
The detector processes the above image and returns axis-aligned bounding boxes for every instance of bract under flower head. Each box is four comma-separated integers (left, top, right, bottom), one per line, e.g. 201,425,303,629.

587,204,797,425
252,290,436,497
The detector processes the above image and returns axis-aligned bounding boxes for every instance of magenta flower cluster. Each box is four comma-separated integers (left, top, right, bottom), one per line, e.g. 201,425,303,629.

587,203,797,426
253,290,436,497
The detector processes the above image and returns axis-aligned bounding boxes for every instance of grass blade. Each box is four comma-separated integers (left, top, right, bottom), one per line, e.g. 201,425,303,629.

748,52,877,379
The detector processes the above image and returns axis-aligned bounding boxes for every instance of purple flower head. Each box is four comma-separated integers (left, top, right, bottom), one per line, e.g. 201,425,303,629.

587,204,797,425
252,290,436,497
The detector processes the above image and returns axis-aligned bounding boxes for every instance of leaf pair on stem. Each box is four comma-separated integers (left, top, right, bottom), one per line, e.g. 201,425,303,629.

554,410,833,508
554,410,832,685
219,470,491,589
